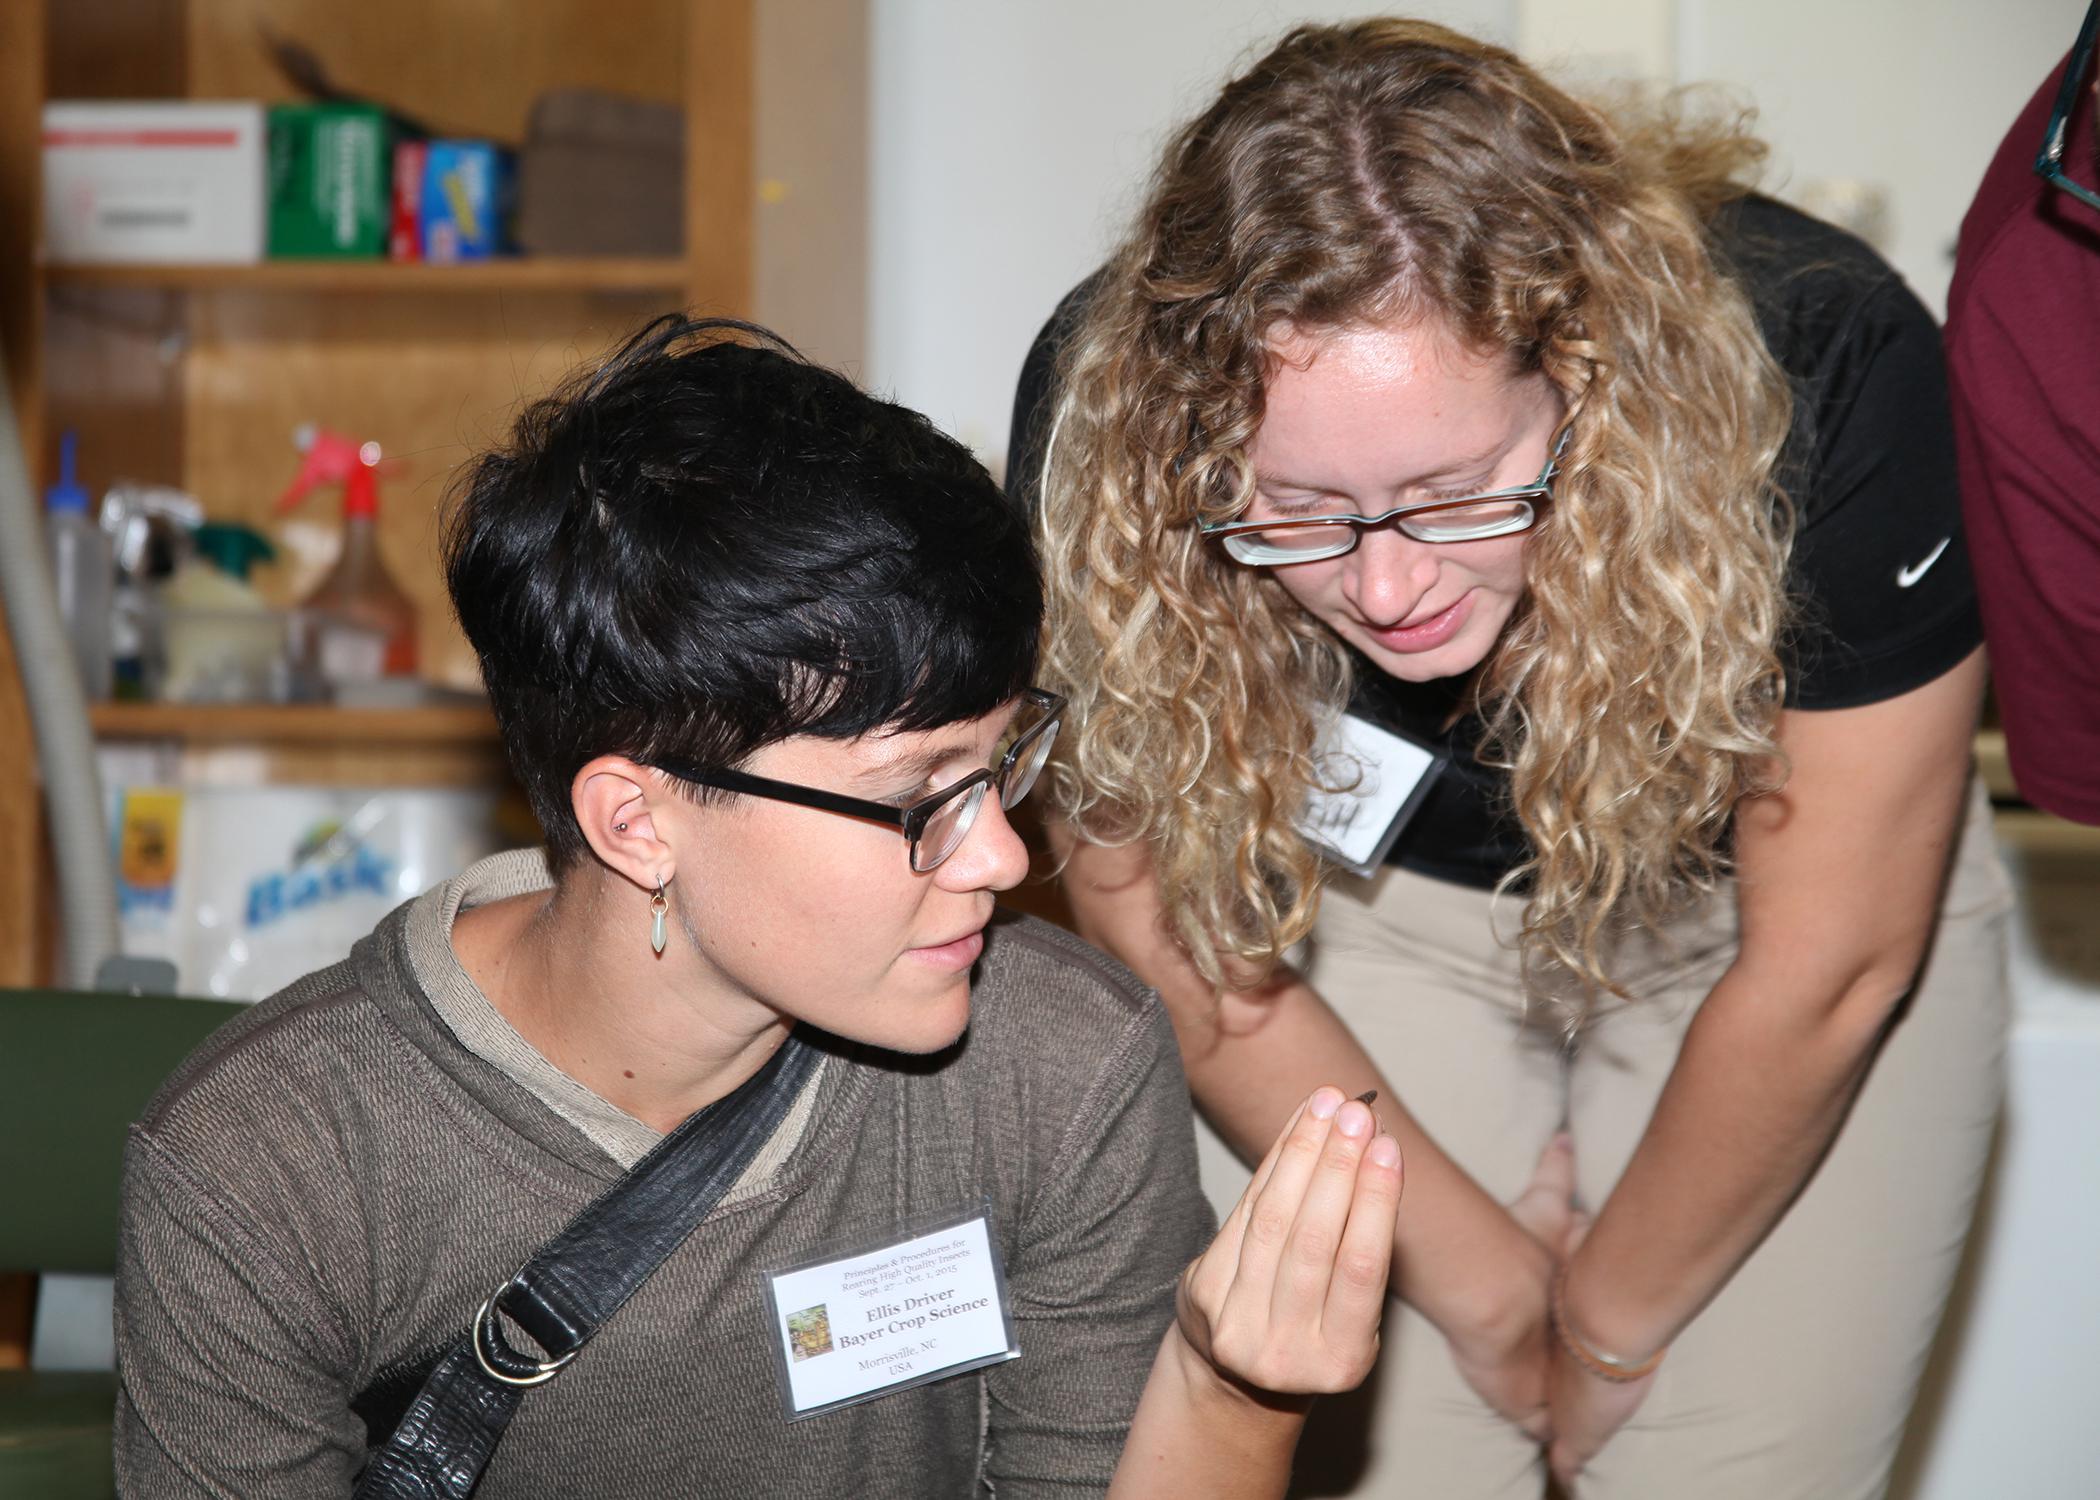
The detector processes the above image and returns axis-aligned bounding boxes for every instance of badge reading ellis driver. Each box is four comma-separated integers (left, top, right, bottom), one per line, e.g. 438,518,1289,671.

762,1200,1019,1420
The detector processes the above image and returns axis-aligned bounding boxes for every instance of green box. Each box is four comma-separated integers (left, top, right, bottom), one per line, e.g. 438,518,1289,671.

267,104,390,257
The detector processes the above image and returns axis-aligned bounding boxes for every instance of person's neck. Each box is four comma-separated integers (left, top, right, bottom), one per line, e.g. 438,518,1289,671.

453,876,790,1134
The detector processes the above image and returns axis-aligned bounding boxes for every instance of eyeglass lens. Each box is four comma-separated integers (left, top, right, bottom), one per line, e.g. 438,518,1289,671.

1402,498,1535,540
1226,498,1536,563
913,780,990,872
910,706,1062,871
1000,719,1058,808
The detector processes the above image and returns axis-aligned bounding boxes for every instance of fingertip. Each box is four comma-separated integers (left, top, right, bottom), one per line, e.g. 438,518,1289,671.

1367,1134,1400,1171
1308,1086,1344,1120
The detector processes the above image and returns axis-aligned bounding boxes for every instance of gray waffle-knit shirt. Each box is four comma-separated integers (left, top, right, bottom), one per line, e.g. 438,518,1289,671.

112,850,1214,1498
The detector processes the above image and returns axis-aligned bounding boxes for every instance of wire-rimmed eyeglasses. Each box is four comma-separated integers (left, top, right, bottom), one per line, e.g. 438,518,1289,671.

654,689,1064,873
1202,429,1571,567
2036,1,2100,215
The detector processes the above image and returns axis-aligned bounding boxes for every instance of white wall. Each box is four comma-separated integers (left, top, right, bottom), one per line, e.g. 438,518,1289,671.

1676,0,2071,317
866,1,1516,469
755,0,870,374
861,1,2077,469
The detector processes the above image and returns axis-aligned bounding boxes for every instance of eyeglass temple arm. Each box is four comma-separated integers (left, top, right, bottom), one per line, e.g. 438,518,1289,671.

691,766,910,829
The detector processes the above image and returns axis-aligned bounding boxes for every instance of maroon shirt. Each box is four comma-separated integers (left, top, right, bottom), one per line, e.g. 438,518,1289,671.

1948,54,2100,824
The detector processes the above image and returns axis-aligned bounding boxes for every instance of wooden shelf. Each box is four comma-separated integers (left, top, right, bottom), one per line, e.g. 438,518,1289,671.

42,258,691,294
0,0,749,1006
89,702,499,745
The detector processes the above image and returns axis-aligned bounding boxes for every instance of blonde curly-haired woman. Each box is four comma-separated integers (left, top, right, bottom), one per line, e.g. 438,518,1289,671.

1009,20,2009,1500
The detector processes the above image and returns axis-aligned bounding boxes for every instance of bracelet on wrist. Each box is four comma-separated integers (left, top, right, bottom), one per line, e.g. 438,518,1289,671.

1549,1266,1666,1383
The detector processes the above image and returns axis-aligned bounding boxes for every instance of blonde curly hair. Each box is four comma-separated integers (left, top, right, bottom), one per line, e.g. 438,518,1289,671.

1036,19,1795,1008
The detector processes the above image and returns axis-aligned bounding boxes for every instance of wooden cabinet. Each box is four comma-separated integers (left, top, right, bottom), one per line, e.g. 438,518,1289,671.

0,0,754,990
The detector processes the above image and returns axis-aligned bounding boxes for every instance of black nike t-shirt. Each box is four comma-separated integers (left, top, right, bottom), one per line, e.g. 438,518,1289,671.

1007,194,1983,889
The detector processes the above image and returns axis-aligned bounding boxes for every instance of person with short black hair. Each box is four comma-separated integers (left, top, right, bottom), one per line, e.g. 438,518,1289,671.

112,317,1401,1498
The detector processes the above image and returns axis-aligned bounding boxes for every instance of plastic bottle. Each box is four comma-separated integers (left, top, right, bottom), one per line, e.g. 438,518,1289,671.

277,426,418,685
161,522,282,702
100,481,204,702
43,431,113,701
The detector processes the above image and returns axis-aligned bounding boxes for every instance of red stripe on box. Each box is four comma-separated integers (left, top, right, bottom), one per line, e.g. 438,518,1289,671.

42,129,244,148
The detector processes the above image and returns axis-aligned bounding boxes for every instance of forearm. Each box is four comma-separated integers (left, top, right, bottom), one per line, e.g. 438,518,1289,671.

1564,658,1984,1365
1110,1316,1308,1497
1562,964,1893,1359
1054,827,1544,1355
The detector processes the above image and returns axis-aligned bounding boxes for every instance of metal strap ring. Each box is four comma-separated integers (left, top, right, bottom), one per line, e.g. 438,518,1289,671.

471,1295,578,1387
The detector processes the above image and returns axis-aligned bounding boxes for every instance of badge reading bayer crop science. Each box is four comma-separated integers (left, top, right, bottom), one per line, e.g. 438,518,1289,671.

761,1199,1019,1420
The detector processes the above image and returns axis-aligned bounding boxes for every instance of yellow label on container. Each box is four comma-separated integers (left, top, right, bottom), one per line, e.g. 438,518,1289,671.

120,788,184,892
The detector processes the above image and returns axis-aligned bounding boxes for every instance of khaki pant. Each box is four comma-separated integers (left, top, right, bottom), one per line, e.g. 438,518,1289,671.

1192,781,2012,1499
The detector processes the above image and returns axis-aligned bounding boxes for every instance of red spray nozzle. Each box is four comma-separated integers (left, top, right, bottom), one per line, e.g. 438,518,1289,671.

277,425,401,520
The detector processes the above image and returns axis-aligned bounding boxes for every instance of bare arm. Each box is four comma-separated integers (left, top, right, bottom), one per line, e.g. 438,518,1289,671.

1547,648,1987,1481
1112,1090,1400,1499
1052,824,1565,1434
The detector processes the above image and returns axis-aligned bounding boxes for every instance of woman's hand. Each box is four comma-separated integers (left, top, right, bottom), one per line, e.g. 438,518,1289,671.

1173,1086,1402,1402
1543,1214,1654,1487
1546,1339,1656,1490
1110,1089,1401,1499
1441,1132,1585,1442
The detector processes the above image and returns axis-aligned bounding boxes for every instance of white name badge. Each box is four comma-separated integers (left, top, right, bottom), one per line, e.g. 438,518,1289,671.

1298,713,1443,877
762,1200,1020,1421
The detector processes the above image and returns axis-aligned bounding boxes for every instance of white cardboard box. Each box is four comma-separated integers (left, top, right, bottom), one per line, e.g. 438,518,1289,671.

42,100,265,264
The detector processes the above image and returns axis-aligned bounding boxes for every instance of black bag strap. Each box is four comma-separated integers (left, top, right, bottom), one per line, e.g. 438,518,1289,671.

352,1031,823,1499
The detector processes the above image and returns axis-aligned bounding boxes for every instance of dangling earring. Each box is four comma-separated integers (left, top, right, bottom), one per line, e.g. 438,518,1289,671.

650,875,670,956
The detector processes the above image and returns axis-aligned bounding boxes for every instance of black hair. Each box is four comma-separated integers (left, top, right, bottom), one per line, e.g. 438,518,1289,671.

444,315,1042,869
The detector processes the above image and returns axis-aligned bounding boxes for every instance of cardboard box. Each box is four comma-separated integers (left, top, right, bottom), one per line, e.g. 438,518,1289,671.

42,101,266,264
516,90,682,257
420,141,513,263
268,104,390,258
389,139,428,261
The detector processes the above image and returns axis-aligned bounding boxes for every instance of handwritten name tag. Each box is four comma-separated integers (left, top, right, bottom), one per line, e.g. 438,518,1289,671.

1298,713,1442,877
763,1201,1019,1420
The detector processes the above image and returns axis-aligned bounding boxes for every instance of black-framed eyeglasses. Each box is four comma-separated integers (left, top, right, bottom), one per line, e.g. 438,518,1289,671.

2036,0,2100,215
1201,428,1572,567
655,689,1065,873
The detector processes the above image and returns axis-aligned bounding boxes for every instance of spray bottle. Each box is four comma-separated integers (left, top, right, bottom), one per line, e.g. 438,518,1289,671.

277,425,418,684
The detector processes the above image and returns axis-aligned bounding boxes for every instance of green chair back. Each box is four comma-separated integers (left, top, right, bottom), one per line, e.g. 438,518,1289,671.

0,987,241,1500
0,988,243,1276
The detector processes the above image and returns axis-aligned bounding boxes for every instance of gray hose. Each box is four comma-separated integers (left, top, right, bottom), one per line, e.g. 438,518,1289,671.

0,344,120,988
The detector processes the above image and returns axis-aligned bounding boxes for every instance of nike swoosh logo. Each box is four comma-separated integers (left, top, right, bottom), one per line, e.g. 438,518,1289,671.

1896,537,1951,588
